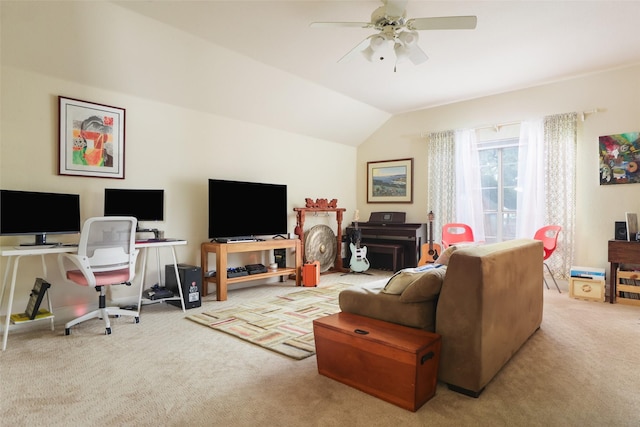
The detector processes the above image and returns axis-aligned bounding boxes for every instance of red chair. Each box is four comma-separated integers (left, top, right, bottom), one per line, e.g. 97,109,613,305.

534,225,562,293
441,223,474,249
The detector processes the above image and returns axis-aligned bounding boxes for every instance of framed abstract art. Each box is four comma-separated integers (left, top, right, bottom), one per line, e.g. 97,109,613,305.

58,96,126,179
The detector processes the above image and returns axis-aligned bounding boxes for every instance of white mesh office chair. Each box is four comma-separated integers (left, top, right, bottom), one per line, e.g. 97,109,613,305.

58,216,139,335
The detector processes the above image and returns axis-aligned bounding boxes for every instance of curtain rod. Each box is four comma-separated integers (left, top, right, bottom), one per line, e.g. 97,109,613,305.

420,108,600,138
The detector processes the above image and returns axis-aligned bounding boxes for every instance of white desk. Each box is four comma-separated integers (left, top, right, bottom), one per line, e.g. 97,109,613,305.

1,246,77,351
1,239,187,351
134,239,188,313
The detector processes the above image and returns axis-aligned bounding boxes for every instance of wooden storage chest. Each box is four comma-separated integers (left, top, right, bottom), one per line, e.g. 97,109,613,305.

313,312,441,412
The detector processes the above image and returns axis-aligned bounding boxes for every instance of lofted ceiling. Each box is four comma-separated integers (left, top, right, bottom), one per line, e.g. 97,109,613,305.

112,0,640,143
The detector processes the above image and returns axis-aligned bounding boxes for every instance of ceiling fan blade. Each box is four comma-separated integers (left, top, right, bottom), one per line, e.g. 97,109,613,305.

310,21,372,29
407,16,477,31
383,0,408,18
408,45,429,65
338,37,373,63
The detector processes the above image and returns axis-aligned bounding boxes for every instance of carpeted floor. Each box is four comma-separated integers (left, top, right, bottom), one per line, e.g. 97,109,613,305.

2,270,639,426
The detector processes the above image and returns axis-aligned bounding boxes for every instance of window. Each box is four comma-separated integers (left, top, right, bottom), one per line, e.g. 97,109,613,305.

478,138,519,243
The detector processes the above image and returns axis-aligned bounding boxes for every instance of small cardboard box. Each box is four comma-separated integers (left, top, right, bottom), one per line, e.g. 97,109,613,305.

569,277,605,302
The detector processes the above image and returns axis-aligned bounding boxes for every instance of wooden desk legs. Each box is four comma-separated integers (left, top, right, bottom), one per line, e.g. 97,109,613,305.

610,262,618,304
215,247,228,301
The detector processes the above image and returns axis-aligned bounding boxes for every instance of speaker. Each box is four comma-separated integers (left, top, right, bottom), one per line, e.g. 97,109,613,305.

165,264,202,309
615,221,627,240
274,248,287,268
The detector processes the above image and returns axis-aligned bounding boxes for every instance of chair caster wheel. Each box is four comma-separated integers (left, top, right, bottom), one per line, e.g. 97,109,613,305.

105,327,112,335
65,328,71,336
134,317,140,324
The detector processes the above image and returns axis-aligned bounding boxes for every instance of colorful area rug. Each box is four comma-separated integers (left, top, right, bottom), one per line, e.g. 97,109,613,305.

186,284,351,360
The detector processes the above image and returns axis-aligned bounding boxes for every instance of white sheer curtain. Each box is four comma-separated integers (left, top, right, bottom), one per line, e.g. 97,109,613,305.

514,113,577,278
515,118,545,238
454,129,485,242
427,113,576,279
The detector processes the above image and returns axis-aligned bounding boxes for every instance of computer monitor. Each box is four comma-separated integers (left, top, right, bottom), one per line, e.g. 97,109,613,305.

0,189,81,245
104,188,164,228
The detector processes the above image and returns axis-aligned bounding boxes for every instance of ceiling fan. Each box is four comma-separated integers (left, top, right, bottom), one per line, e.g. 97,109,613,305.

310,0,477,68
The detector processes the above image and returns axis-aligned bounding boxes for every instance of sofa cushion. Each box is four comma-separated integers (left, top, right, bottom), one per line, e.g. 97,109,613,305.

436,245,458,265
380,265,447,302
338,280,438,331
399,266,447,303
381,271,417,294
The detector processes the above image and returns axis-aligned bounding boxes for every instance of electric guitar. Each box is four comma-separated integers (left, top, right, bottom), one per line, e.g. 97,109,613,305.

349,210,370,273
418,211,441,265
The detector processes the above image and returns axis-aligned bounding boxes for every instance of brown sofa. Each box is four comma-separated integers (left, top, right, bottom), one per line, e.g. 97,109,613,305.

338,239,544,397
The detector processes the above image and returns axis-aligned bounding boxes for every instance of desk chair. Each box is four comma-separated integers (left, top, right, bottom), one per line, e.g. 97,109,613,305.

534,225,562,293
58,216,139,335
441,223,475,249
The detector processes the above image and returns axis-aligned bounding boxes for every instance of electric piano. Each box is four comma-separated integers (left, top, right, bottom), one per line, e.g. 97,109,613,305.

346,212,427,270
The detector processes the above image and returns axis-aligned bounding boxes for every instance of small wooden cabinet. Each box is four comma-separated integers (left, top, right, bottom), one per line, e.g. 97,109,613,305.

607,240,640,303
200,239,302,301
615,269,640,306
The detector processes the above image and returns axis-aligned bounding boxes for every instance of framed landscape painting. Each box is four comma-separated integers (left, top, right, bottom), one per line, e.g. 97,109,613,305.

367,158,413,203
58,96,126,179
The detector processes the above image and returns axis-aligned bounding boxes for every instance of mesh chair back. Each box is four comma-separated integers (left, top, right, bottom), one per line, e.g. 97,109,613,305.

78,216,137,273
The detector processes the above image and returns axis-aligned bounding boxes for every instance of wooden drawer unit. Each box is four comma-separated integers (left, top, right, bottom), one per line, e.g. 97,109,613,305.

569,277,605,302
313,312,441,412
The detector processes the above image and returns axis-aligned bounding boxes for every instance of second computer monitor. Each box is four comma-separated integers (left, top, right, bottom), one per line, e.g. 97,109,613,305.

104,189,164,224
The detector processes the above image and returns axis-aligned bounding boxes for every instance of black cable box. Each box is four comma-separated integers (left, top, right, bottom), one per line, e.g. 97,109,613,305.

245,264,268,274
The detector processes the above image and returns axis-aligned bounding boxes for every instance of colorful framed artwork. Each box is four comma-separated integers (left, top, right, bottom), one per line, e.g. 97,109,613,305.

599,132,639,185
58,96,126,179
367,158,413,203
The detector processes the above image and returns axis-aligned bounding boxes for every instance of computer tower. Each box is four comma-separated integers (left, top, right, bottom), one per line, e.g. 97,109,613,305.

165,264,202,309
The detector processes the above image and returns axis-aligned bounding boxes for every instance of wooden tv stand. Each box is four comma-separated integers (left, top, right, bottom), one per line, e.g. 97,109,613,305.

200,239,302,301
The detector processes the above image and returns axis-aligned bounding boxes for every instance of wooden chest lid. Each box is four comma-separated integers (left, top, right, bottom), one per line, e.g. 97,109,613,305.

313,312,440,353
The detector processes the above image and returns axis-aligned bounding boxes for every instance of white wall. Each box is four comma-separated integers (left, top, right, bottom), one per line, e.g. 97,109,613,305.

0,6,357,321
357,64,640,274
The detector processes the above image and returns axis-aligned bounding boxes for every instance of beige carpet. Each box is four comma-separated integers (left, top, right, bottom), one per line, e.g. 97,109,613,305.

1,270,639,426
186,284,351,360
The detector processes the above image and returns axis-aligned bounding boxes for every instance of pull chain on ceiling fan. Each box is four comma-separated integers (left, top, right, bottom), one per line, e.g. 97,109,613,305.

310,0,477,70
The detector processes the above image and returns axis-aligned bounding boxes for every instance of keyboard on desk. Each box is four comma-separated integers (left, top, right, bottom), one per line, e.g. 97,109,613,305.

135,238,177,244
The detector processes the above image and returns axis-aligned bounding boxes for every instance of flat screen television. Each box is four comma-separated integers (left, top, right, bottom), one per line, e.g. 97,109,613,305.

0,189,81,245
208,179,288,240
104,189,164,227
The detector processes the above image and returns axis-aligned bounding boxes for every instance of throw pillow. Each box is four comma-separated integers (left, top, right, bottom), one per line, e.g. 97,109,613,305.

399,266,447,303
381,271,419,295
437,245,458,265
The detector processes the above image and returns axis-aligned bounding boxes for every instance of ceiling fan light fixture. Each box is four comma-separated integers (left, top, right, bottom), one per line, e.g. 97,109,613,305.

398,30,419,46
369,34,387,51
